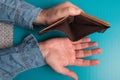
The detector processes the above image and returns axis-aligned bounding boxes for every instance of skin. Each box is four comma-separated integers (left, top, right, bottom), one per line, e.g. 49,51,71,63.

35,2,83,25
35,2,102,80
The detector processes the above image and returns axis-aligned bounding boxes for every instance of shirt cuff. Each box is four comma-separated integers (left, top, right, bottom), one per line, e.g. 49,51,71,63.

14,1,43,29
13,34,46,78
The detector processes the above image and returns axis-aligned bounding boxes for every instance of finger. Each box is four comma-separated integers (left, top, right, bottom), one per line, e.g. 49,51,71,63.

76,48,102,58
57,2,84,13
54,6,81,22
74,42,98,50
61,7,82,17
73,59,100,66
72,37,91,44
58,67,78,80
66,2,85,13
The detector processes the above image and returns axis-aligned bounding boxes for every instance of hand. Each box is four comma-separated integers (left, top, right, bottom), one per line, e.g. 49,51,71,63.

35,2,83,25
39,37,102,80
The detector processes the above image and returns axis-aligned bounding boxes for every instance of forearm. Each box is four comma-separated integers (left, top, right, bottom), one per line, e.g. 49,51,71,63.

0,34,46,80
0,0,42,29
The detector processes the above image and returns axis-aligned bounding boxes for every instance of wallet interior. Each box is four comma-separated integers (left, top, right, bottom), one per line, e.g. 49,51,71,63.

38,12,110,41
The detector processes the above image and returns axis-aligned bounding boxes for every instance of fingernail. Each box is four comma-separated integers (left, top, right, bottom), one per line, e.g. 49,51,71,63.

96,60,100,64
93,42,98,46
87,38,91,41
97,48,102,53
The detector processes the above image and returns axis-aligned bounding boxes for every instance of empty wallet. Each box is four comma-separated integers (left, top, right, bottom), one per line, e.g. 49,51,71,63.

38,12,110,41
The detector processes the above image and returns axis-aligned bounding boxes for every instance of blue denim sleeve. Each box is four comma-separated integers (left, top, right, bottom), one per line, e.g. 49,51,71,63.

0,0,42,29
0,34,46,80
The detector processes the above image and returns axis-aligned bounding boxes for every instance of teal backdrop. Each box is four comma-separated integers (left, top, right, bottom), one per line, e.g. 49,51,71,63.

14,0,120,80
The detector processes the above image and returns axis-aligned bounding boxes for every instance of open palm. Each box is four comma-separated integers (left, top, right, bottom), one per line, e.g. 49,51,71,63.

40,37,101,80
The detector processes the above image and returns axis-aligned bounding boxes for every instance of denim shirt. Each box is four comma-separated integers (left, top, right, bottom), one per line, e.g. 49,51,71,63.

0,0,46,80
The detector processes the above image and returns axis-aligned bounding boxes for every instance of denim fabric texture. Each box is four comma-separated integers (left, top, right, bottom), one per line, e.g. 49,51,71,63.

0,0,46,80
0,0,42,29
0,34,46,80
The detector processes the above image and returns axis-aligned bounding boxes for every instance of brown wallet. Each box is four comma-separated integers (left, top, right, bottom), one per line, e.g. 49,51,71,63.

38,12,110,41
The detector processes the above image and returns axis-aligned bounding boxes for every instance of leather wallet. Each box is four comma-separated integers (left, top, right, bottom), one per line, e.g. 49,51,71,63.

38,12,110,41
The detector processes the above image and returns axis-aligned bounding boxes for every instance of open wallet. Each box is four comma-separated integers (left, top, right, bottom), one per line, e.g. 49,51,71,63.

38,12,110,41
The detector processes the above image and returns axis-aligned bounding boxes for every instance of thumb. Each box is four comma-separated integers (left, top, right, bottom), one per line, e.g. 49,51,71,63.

57,67,78,80
62,7,82,16
56,7,82,20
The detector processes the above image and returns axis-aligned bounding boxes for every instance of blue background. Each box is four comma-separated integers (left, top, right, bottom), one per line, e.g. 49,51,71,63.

14,0,120,80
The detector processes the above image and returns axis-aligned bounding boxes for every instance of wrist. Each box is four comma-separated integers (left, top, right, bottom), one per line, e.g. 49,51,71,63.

39,42,49,58
34,10,47,25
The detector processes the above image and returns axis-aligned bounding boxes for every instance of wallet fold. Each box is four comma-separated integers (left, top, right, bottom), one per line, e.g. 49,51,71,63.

38,12,110,41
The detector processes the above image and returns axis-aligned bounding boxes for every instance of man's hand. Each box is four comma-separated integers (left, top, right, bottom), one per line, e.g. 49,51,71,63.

39,37,102,80
35,2,83,25
36,2,101,80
